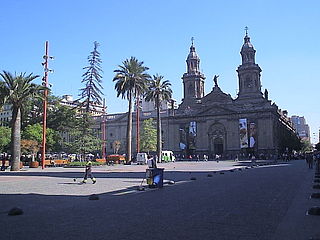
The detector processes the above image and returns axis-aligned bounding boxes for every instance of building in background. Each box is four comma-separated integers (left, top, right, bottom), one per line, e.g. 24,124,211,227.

103,32,298,158
290,116,310,142
0,103,12,126
60,95,105,116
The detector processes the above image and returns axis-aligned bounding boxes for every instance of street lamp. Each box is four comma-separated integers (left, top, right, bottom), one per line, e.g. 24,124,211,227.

41,41,53,169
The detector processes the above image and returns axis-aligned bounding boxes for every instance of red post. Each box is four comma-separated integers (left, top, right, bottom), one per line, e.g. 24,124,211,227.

41,41,49,169
102,99,106,160
136,96,140,154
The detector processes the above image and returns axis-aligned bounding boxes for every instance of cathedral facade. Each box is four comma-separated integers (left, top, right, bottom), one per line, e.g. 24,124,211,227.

104,33,296,159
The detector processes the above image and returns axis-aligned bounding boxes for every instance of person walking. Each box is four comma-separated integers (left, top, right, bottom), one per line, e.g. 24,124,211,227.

306,153,313,169
82,161,96,184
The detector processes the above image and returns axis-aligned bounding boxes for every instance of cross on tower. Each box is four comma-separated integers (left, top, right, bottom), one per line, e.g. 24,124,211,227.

245,26,249,36
191,37,194,46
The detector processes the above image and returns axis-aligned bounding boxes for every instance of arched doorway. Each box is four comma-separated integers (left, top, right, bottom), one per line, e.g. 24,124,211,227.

213,137,224,155
208,123,226,156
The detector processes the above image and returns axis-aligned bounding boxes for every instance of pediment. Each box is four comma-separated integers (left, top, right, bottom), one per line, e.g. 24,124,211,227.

197,104,236,115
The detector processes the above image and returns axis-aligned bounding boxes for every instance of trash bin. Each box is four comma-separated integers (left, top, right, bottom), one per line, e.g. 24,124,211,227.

146,168,164,188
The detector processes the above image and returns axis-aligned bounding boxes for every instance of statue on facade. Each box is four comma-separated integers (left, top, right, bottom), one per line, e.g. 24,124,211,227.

264,88,269,100
213,75,219,87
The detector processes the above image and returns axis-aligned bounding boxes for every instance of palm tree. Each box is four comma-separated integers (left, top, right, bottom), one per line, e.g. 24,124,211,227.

145,74,172,163
0,71,44,171
113,57,150,163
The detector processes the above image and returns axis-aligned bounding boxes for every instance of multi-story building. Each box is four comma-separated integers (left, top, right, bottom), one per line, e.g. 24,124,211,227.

290,115,310,142
0,103,12,126
60,95,105,116
102,31,298,158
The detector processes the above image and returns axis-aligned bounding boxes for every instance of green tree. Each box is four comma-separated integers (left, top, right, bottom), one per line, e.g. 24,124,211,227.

113,57,150,163
300,139,313,153
0,126,11,152
0,71,44,171
22,123,57,152
21,94,59,129
145,74,172,161
79,41,104,112
140,118,157,154
65,127,101,160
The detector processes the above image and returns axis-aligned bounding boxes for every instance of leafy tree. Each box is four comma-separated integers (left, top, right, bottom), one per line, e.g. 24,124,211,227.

140,118,157,154
21,139,39,161
0,71,45,171
21,94,59,129
113,57,150,163
47,104,79,131
79,41,104,112
64,127,101,160
0,126,11,152
22,123,57,152
145,74,172,161
300,139,313,153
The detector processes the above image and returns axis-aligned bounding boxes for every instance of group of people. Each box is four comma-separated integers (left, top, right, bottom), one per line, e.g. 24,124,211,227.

306,152,320,169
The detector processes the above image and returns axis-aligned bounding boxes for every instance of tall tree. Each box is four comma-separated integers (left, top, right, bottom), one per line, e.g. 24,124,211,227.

78,42,104,159
145,74,172,162
113,57,150,163
0,71,44,171
79,41,104,112
140,118,157,154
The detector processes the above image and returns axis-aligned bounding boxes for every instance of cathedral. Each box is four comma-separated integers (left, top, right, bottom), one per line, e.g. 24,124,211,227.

104,32,297,159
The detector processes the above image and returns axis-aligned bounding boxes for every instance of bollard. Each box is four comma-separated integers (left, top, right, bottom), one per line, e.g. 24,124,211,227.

89,194,99,200
8,207,23,216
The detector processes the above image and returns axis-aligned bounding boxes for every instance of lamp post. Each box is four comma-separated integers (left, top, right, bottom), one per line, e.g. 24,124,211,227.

136,95,141,154
41,41,53,169
102,99,106,160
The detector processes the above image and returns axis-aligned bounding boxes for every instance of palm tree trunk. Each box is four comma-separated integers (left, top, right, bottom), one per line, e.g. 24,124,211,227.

126,91,133,163
11,107,21,171
156,96,162,163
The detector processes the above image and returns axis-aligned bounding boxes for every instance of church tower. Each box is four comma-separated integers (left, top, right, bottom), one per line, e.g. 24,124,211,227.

236,29,263,100
181,39,206,104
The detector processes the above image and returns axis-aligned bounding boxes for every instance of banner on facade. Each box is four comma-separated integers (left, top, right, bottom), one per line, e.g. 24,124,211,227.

239,118,248,148
189,121,196,136
249,122,257,148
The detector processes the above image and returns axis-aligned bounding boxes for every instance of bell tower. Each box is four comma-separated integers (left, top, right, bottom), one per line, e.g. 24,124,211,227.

236,28,263,100
181,38,206,103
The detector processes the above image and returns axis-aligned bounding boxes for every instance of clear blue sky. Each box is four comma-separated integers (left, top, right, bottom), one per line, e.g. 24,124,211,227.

1,0,319,143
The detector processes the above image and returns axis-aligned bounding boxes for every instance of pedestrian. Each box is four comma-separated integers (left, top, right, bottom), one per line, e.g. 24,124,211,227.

306,154,313,169
147,155,156,169
1,155,6,171
82,161,96,184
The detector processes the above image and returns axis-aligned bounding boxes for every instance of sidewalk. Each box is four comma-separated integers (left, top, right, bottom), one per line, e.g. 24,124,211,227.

272,164,320,239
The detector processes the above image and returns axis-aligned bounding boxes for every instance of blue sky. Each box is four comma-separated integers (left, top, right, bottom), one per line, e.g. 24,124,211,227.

1,0,319,143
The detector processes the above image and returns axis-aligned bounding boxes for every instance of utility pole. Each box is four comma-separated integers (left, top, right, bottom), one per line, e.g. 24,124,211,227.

102,99,106,160
41,41,53,169
136,96,140,154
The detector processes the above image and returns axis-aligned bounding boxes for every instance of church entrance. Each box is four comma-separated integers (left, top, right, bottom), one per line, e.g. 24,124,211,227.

213,137,224,155
208,123,226,156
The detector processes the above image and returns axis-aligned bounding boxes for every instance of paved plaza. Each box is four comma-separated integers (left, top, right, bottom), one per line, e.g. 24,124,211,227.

0,160,319,240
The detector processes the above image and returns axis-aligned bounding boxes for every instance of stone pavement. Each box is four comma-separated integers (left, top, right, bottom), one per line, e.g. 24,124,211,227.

0,160,319,240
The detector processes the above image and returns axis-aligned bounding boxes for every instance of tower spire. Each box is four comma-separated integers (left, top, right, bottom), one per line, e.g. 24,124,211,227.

245,26,249,37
